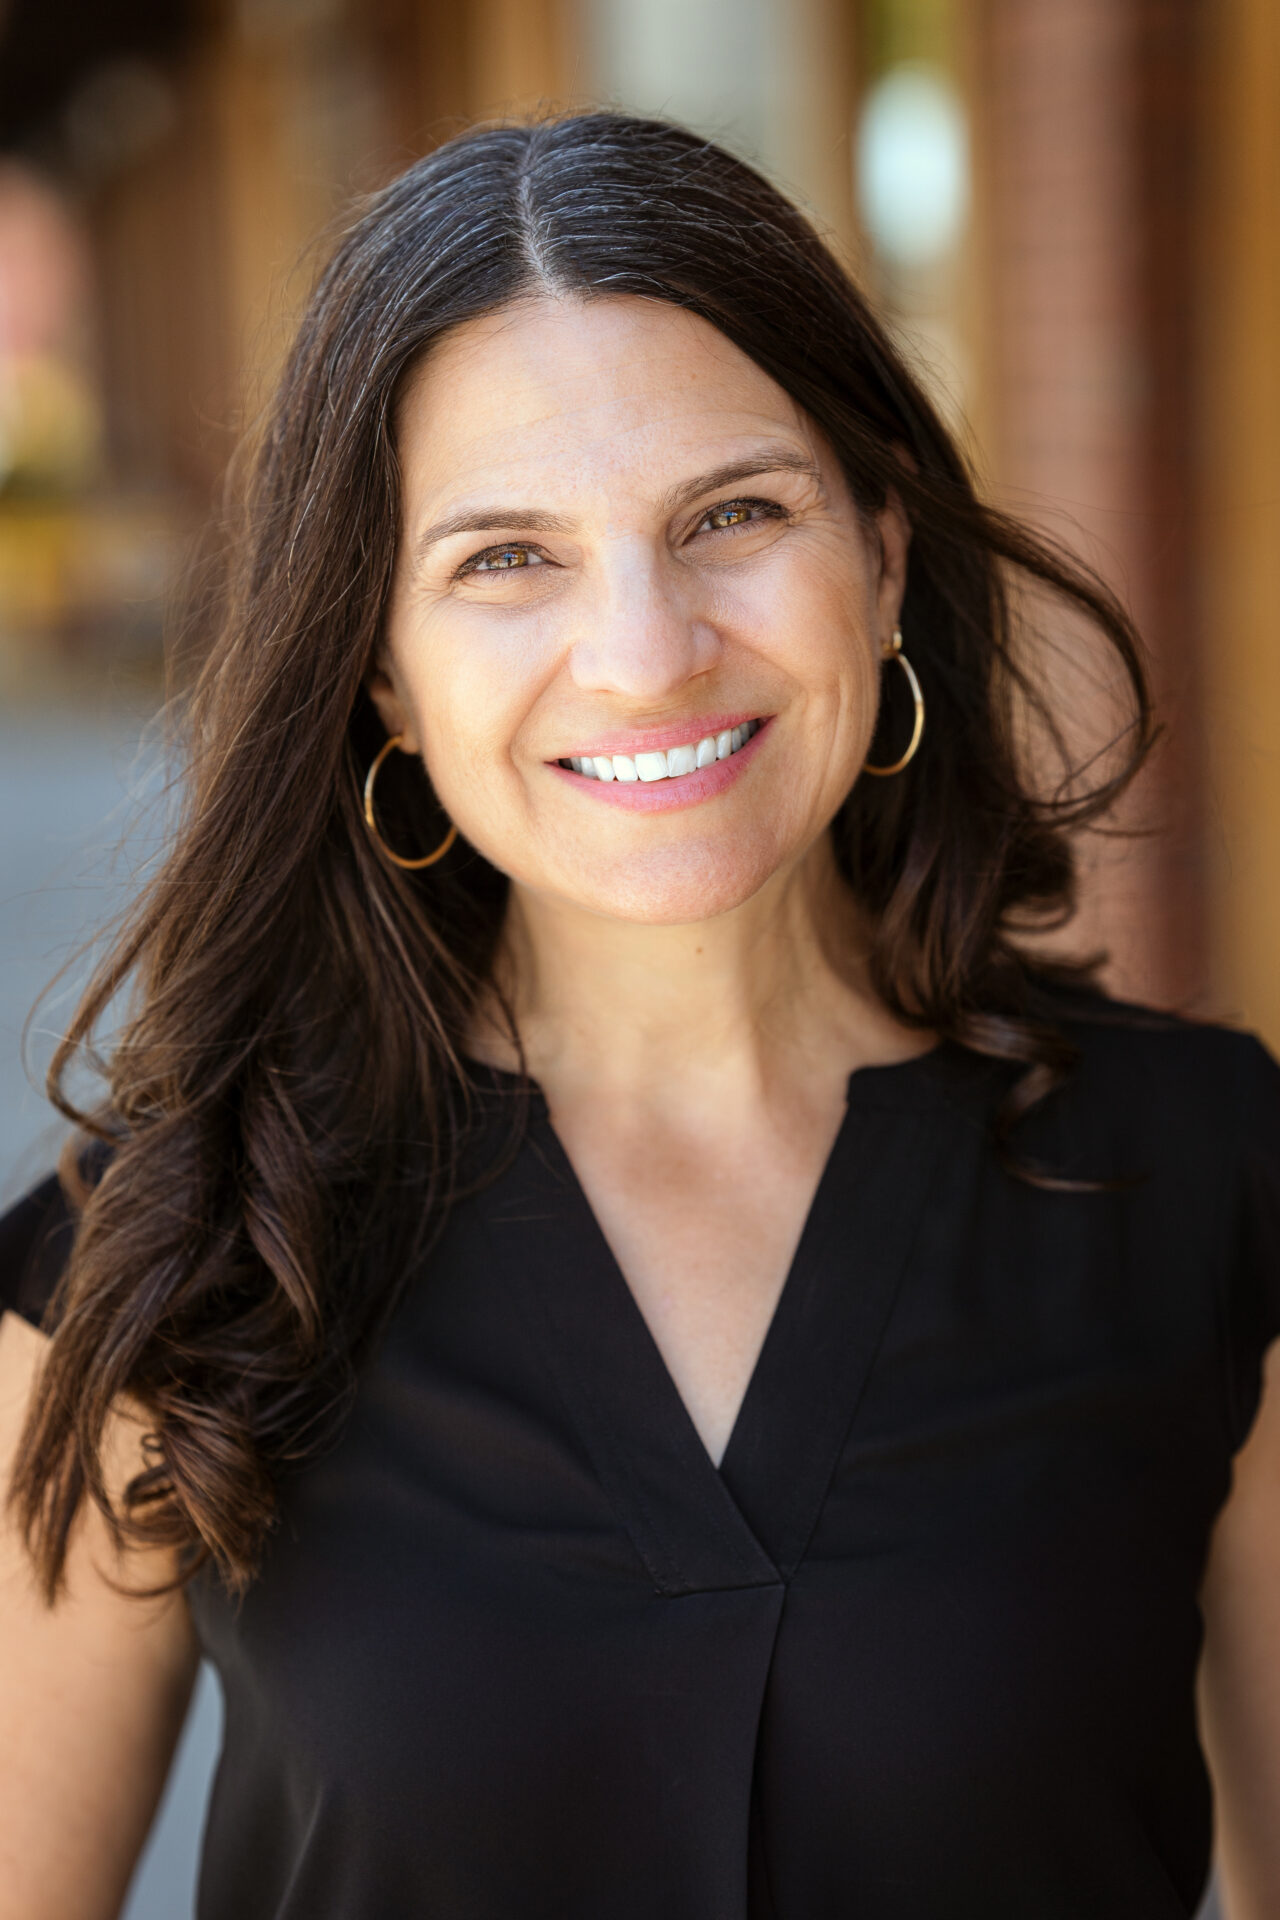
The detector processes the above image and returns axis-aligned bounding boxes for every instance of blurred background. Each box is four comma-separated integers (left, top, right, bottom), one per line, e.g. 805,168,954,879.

0,0,1274,1913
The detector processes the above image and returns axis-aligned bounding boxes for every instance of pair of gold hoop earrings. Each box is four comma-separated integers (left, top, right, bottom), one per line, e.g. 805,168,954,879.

363,630,923,866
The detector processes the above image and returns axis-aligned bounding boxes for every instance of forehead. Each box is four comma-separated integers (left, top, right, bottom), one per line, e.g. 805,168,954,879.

394,294,817,505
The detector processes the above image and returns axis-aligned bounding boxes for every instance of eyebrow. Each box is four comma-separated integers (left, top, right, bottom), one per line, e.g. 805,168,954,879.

409,447,822,567
658,449,823,515
411,506,572,565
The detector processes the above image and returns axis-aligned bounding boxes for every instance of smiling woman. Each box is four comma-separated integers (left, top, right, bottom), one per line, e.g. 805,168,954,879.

2,112,1279,1920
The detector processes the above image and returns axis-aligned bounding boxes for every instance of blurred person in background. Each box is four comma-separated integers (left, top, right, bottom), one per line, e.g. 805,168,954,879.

1,111,1278,1920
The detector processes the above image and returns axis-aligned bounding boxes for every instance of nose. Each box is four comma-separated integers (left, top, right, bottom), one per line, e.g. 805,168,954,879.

567,540,721,702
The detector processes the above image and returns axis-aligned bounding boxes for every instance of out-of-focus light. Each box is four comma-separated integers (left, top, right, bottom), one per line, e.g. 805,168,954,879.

64,61,177,184
237,0,343,38
856,64,969,267
0,166,100,493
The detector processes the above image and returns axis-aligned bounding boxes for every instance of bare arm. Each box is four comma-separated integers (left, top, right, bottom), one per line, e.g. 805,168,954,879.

0,1308,201,1920
1198,1335,1280,1919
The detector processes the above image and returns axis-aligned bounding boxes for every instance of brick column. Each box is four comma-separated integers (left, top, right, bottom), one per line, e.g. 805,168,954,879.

975,0,1206,1009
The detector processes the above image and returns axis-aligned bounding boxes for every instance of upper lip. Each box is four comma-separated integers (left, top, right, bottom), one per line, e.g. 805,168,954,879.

551,713,765,760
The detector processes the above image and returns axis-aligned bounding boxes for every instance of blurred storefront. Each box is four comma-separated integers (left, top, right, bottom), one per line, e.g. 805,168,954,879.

0,0,1276,1042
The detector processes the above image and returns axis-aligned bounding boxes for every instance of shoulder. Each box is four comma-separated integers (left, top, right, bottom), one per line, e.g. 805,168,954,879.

989,978,1280,1204
0,1174,74,1335
1032,979,1276,1136
1023,984,1280,1450
0,1143,112,1336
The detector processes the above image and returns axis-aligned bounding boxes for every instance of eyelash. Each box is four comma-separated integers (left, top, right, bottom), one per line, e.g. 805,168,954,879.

695,496,787,534
457,544,540,577
454,496,788,579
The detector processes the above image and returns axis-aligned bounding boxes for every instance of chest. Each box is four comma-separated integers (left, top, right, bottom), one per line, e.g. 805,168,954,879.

544,1094,850,1466
188,1118,1229,1920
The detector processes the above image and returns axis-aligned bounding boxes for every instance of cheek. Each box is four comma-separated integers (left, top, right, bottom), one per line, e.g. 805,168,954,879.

714,549,882,741
391,611,554,828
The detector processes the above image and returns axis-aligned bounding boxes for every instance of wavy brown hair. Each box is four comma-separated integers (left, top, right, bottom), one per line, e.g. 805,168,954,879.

9,111,1154,1603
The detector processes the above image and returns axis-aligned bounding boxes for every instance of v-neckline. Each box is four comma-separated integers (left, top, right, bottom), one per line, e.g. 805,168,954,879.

533,1059,932,1464
475,1047,958,1594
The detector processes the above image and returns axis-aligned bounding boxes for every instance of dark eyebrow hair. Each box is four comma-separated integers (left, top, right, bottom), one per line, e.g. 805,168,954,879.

411,506,572,566
409,447,823,569
658,449,823,514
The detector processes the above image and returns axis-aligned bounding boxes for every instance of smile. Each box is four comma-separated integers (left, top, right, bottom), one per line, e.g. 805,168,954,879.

559,720,762,784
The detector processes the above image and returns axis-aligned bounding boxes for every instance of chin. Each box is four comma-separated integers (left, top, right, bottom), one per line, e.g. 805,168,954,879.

558,840,785,926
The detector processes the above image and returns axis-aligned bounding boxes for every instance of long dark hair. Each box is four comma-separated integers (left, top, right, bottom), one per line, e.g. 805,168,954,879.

10,111,1153,1602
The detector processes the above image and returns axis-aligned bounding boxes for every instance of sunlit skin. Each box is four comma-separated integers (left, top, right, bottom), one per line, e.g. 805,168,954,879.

368,292,922,1466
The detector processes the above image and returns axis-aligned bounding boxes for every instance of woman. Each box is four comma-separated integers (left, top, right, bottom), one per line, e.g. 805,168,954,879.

1,111,1277,1920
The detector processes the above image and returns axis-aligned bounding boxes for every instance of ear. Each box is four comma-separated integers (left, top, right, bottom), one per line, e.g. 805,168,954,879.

873,487,912,644
365,655,419,755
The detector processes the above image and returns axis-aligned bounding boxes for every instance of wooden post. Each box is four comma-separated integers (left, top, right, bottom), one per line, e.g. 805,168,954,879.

1199,0,1280,1045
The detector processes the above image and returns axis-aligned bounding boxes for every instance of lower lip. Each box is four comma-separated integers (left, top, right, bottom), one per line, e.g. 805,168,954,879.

548,719,773,812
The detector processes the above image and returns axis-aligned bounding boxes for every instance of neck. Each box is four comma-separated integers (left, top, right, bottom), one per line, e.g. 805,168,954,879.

475,833,924,1107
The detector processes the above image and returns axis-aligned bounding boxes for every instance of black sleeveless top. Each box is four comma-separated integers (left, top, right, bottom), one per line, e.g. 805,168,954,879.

4,1000,1280,1918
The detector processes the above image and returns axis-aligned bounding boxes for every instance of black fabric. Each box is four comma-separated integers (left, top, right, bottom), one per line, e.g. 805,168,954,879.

0,1168,75,1333
4,1001,1280,1918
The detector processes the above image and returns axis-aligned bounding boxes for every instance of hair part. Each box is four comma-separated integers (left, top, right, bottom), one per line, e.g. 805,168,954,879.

8,111,1154,1604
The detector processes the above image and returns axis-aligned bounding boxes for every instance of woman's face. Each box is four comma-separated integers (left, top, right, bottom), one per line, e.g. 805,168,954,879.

371,293,908,924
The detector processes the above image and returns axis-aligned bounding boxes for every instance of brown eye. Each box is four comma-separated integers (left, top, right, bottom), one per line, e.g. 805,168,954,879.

473,545,535,571
696,497,786,537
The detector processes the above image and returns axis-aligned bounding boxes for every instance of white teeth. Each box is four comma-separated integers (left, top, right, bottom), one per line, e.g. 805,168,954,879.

567,723,760,785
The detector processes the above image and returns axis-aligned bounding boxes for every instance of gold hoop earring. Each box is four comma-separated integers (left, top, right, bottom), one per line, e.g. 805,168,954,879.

863,626,924,776
363,734,458,869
